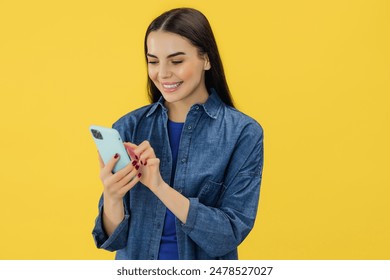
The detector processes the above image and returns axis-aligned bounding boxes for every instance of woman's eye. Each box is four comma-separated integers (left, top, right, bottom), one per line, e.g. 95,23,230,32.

172,60,183,64
148,61,158,64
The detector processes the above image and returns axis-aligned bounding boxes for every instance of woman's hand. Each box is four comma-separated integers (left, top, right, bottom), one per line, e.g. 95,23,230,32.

98,151,141,236
124,141,190,224
98,152,140,203
124,141,165,192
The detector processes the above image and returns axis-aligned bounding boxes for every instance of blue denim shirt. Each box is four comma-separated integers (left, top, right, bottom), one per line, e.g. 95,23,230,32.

92,89,264,259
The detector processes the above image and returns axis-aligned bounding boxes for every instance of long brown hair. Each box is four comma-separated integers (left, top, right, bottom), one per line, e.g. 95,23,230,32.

144,8,235,108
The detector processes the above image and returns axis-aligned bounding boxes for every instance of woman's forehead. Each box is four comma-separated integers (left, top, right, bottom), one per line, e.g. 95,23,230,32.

146,31,196,56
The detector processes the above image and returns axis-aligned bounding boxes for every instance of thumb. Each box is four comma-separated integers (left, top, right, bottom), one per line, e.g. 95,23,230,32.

98,151,105,169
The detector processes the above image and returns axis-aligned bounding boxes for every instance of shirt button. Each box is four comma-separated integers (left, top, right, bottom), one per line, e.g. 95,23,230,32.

195,106,200,110
188,125,192,130
181,158,187,163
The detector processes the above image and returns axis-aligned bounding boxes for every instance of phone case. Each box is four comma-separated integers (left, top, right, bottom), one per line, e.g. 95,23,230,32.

89,125,131,173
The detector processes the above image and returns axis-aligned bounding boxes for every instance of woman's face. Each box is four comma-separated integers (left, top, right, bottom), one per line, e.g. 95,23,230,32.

146,31,211,105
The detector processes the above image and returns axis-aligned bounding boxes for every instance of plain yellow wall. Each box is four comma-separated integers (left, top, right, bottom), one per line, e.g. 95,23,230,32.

0,0,389,259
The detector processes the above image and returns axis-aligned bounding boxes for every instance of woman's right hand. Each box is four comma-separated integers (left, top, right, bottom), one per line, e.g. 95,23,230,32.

98,152,140,203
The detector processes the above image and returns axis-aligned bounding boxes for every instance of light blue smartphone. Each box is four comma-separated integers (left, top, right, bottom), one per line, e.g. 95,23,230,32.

89,125,131,173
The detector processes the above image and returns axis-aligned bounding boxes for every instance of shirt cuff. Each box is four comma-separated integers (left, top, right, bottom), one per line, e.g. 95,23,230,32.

92,203,130,252
180,197,199,234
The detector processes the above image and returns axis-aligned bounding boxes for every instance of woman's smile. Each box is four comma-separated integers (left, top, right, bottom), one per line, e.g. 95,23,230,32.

161,81,183,92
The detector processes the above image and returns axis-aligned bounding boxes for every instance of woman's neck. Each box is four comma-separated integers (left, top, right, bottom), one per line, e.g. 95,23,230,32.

166,103,189,123
165,90,209,123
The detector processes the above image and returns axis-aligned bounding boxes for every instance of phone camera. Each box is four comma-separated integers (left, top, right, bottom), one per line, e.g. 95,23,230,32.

91,129,103,140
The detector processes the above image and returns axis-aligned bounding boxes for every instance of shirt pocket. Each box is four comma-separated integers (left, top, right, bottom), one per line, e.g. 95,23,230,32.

197,180,224,207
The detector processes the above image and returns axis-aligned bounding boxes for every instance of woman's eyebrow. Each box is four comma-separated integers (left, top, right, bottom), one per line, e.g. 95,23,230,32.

167,52,186,58
147,52,186,59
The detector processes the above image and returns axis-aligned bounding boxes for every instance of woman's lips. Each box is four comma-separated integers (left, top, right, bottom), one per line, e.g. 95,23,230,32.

161,82,183,92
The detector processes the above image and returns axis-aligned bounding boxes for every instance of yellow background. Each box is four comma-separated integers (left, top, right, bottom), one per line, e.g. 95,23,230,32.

0,0,389,259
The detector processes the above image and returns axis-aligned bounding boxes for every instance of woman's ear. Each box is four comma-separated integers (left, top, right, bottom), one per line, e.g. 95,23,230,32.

203,54,211,70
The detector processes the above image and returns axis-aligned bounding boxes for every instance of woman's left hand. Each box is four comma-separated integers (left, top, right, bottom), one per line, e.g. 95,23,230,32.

124,141,164,191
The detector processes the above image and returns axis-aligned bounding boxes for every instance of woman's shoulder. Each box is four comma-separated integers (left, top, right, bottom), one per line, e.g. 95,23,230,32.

222,105,264,137
113,103,157,128
112,103,161,142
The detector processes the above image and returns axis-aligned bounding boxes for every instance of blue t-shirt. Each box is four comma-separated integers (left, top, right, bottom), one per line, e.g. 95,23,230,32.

158,120,184,260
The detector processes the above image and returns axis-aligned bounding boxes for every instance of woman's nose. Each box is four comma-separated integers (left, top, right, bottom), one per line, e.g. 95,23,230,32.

158,63,172,79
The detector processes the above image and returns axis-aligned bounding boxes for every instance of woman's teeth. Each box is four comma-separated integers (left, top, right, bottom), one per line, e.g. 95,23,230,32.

163,82,182,89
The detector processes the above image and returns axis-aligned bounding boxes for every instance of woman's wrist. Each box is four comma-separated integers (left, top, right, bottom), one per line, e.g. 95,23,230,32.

103,194,123,208
148,179,167,193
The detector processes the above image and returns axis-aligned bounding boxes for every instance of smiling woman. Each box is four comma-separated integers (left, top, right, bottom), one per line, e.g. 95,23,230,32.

92,7,264,260
146,31,211,122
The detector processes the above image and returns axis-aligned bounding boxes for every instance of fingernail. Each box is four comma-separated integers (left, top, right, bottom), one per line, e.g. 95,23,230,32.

114,153,119,159
137,173,142,178
140,161,143,165
135,155,139,160
144,161,147,166
135,165,139,170
132,161,137,166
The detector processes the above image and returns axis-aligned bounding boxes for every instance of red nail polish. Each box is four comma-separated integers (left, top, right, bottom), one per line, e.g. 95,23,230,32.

140,161,143,165
132,161,137,166
144,161,147,166
135,165,139,170
114,153,119,159
135,155,139,160
137,173,142,178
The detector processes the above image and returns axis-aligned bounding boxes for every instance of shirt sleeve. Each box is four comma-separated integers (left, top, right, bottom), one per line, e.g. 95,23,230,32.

180,123,264,257
92,194,131,252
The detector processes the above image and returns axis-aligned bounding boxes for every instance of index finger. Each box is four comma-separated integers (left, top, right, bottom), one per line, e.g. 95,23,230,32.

124,142,138,160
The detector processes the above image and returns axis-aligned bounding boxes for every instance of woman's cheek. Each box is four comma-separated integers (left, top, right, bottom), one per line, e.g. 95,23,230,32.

177,65,194,80
148,68,156,81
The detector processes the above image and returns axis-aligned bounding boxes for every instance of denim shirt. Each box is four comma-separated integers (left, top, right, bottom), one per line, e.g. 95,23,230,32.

92,89,264,260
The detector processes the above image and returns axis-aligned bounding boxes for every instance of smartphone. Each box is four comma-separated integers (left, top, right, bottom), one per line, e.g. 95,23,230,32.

89,125,131,173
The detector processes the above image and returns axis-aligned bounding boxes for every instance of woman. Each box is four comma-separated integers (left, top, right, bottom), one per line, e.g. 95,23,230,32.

92,7,264,260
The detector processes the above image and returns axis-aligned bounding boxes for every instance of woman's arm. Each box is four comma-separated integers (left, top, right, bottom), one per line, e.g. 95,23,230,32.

151,181,190,223
98,152,140,235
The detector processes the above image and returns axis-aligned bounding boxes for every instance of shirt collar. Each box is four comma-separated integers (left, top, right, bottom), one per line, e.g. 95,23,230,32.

146,88,223,119
146,96,167,117
200,88,223,119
